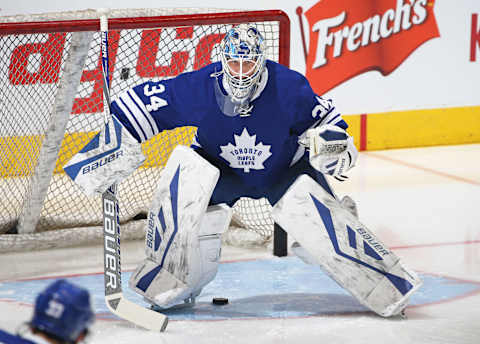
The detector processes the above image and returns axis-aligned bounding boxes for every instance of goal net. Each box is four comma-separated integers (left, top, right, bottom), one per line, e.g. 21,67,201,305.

0,8,290,252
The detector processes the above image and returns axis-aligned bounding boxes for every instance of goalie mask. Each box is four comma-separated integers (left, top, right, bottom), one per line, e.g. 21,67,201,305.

218,24,266,116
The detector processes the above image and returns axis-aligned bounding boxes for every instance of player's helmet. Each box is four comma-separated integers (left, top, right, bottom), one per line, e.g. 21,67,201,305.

220,24,266,104
31,279,94,343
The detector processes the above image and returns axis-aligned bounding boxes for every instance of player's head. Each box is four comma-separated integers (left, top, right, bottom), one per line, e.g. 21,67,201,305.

30,279,94,344
220,24,266,104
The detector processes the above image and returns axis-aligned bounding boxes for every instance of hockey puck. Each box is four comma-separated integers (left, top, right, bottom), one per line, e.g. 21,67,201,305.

212,297,229,305
120,67,130,80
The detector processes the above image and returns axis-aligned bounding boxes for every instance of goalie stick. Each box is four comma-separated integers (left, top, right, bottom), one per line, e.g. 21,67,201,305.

99,14,168,331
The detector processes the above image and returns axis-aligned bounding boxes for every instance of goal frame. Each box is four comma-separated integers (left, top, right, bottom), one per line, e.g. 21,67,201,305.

0,10,290,62
0,9,290,256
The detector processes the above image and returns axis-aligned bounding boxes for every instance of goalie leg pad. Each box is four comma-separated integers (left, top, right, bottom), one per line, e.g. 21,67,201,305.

272,174,422,317
195,204,233,291
128,146,232,308
130,204,232,309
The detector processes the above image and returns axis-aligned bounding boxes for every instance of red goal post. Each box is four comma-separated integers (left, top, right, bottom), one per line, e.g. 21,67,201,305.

0,8,290,252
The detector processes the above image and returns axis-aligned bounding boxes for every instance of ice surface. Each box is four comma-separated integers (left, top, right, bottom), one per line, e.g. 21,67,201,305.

1,144,479,344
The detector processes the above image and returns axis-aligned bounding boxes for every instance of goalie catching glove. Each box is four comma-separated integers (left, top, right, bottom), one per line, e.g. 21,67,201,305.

305,124,358,181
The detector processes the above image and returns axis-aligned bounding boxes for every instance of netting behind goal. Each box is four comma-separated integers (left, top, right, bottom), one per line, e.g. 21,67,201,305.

0,8,290,252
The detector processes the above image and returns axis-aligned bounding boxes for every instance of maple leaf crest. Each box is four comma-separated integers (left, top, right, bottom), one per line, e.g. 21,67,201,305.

219,128,272,173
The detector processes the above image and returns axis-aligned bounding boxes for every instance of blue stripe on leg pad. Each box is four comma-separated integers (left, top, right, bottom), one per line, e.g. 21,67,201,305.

136,166,181,292
310,194,413,295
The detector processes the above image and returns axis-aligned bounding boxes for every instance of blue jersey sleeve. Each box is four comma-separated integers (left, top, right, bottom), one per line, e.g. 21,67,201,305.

110,75,202,143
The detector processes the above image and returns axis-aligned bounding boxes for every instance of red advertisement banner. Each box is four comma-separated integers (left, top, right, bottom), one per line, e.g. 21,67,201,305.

303,0,440,95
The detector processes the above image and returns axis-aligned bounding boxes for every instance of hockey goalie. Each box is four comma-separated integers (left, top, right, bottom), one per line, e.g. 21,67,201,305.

66,25,422,317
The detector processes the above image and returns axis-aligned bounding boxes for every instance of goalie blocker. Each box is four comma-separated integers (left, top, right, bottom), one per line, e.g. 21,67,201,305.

63,115,145,196
272,175,422,317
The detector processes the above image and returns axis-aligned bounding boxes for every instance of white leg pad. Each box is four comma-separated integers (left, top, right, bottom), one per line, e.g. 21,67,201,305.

130,204,232,309
195,204,232,294
128,146,232,308
272,175,422,317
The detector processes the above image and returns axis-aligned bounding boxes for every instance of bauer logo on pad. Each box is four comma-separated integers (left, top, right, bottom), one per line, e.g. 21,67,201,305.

63,116,145,196
146,166,180,256
138,166,180,292
310,193,414,296
64,118,123,179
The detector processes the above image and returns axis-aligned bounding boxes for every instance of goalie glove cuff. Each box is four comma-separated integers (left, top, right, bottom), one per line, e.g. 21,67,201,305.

307,125,358,179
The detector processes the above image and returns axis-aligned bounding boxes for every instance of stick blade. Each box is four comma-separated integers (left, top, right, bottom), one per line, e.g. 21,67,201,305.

106,294,168,332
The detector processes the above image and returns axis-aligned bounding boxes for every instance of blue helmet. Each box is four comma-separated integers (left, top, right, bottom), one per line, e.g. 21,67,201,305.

220,24,266,105
31,279,94,343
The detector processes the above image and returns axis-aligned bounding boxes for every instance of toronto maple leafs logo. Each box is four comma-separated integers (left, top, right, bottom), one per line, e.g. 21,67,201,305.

219,128,272,173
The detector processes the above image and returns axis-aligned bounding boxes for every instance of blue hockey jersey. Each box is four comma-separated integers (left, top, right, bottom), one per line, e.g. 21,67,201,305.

111,60,347,191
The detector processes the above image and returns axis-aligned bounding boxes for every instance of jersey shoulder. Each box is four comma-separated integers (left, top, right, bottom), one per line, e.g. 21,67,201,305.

166,62,220,110
266,60,310,87
169,62,220,95
265,60,315,107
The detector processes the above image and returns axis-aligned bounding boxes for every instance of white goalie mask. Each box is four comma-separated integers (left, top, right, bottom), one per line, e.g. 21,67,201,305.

220,25,266,107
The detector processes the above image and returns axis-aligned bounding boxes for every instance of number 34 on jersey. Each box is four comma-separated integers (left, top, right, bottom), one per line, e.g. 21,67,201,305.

144,84,168,112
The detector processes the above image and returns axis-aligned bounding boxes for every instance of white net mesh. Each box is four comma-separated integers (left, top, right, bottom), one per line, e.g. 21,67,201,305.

0,8,288,252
